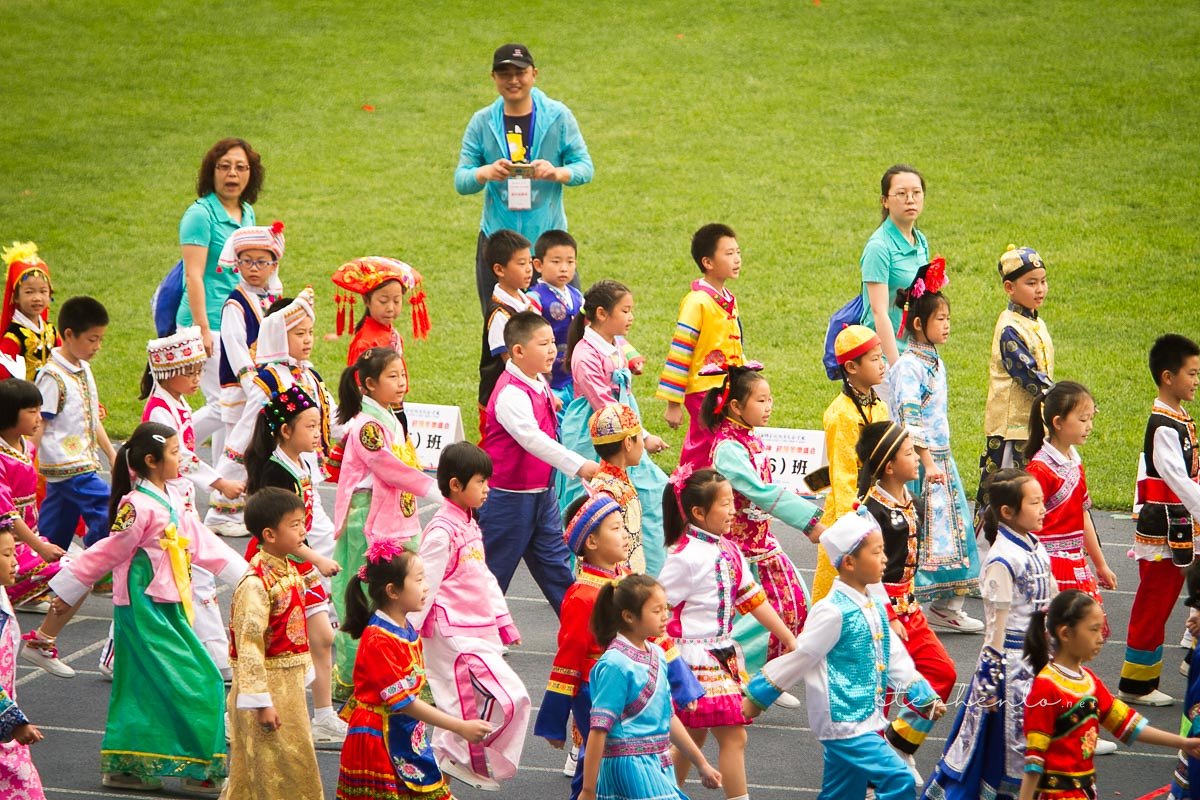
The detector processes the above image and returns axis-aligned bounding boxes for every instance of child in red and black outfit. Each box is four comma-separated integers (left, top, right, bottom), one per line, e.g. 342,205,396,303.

1120,333,1200,706
0,242,58,381
857,420,955,782
330,256,430,367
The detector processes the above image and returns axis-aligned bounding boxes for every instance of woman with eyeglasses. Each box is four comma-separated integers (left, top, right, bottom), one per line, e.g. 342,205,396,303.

176,137,265,463
859,165,930,370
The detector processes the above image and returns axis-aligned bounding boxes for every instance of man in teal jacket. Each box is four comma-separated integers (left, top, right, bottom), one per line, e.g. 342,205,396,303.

455,43,594,315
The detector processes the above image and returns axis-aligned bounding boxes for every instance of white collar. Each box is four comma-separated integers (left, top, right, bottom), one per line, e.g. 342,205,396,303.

1154,398,1190,417
50,347,84,374
871,482,912,506
1041,441,1080,467
830,578,877,608
492,284,531,312
582,325,619,356
11,309,43,333
504,359,550,393
697,278,732,301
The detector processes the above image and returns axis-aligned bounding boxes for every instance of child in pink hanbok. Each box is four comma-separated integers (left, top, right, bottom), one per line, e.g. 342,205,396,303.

0,520,46,799
0,378,84,679
412,441,530,791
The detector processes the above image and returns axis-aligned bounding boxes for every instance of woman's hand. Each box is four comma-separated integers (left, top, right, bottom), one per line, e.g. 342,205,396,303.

530,160,565,182
200,327,214,358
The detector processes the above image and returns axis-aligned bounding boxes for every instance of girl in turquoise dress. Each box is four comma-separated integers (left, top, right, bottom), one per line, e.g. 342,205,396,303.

579,574,721,800
556,281,670,575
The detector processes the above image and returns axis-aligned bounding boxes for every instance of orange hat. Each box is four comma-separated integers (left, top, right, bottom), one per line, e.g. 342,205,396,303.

1,241,52,333
330,256,429,340
834,325,881,365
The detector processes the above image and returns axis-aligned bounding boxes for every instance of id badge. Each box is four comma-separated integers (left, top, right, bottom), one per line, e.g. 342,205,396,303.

507,177,532,211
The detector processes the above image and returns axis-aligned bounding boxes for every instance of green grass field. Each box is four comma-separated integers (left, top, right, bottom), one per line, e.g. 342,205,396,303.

2,0,1197,508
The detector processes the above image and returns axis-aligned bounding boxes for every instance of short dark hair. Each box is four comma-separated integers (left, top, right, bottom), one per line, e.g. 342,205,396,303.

485,229,532,274
534,229,577,261
244,487,306,541
197,137,264,205
1149,334,1200,386
503,310,551,351
0,379,42,429
57,296,109,337
691,223,737,272
593,439,625,460
437,441,493,498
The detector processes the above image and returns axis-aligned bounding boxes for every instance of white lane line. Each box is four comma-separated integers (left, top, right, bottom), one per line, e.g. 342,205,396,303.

44,789,177,799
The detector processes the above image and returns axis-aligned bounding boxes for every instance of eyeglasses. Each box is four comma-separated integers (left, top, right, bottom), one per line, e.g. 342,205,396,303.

216,162,250,173
236,258,277,270
888,189,924,202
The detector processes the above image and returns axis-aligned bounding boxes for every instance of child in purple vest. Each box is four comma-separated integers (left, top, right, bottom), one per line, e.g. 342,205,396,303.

479,312,598,612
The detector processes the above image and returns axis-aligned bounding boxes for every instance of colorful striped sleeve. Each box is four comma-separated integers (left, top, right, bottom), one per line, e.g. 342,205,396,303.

656,293,704,403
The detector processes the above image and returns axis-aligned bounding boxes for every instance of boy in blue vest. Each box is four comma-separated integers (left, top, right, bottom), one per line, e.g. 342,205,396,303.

743,511,946,799
478,311,598,612
209,222,285,535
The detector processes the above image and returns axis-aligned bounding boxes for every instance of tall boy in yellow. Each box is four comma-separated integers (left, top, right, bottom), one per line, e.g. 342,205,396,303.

814,325,889,601
226,488,321,800
656,223,745,470
973,245,1053,529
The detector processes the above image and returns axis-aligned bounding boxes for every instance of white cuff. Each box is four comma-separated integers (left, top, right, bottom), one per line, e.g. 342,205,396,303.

48,567,90,606
217,559,250,588
236,692,273,710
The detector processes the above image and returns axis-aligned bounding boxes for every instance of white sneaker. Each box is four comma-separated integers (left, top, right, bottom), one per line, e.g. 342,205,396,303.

1094,738,1118,756
19,633,75,678
1182,659,1191,678
1118,689,1176,706
311,714,348,747
926,605,984,634
209,521,249,538
1181,630,1196,649
439,757,500,791
563,745,579,776
98,659,113,681
773,690,802,709
14,599,50,614
179,777,225,796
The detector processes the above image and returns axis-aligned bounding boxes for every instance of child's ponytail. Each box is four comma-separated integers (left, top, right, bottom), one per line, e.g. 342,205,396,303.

590,574,663,648
244,413,279,495
337,363,365,425
106,421,175,531
980,467,1036,545
341,545,418,639
567,280,631,364
341,574,373,640
1024,610,1051,674
1024,589,1098,674
1023,381,1093,462
138,364,154,400
662,468,729,547
699,365,766,431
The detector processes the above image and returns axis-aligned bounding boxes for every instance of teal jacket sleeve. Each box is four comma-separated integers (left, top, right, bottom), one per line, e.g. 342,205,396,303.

455,109,490,196
555,105,593,187
712,440,820,533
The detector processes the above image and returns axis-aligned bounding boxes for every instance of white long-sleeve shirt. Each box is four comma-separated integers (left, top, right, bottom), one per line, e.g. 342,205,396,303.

493,361,586,490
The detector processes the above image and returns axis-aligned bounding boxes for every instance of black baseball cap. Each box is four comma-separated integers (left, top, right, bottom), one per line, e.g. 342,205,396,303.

493,43,534,70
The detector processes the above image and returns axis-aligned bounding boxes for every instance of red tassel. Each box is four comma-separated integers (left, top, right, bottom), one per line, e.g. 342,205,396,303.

409,291,431,340
346,294,356,332
335,292,345,337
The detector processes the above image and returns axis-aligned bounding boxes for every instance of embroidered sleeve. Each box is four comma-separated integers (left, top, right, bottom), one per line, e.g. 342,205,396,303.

733,553,767,616
888,358,930,449
586,657,624,733
999,326,1053,397
656,293,703,403
713,440,820,532
0,680,30,742
48,500,144,605
1022,674,1056,774
231,576,273,709
360,629,424,713
1094,670,1145,743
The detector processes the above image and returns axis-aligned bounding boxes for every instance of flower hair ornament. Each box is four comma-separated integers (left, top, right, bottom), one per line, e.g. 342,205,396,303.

899,255,948,332
668,463,697,519
263,384,317,434
698,358,765,415
357,537,407,580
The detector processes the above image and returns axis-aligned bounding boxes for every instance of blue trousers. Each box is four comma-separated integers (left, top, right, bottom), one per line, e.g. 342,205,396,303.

478,487,574,614
820,733,914,800
40,472,111,549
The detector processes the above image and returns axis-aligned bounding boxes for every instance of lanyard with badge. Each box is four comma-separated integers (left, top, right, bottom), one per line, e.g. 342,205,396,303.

506,106,534,211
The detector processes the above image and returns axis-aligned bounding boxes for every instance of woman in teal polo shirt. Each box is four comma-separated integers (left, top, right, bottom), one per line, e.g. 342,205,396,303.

176,137,263,449
859,164,929,366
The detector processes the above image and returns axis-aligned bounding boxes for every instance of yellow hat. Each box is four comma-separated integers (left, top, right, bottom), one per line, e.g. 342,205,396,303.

589,403,642,445
834,325,881,365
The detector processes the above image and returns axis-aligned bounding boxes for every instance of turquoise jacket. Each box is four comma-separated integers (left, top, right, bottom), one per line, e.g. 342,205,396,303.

455,87,594,240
